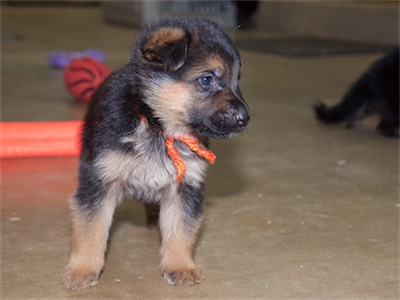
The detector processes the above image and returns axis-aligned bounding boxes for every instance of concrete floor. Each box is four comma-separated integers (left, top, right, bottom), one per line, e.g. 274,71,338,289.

1,6,399,300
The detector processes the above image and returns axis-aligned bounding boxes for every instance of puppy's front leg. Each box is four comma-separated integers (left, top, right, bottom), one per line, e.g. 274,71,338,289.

159,185,204,285
63,185,119,290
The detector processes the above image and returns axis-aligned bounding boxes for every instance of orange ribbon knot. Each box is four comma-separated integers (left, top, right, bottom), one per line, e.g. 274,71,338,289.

165,137,216,183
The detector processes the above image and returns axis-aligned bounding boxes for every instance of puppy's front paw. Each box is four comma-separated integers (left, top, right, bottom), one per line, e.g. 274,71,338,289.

62,266,100,290
162,266,204,286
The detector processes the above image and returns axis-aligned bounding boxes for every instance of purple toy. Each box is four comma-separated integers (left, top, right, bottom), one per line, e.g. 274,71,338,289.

48,49,105,69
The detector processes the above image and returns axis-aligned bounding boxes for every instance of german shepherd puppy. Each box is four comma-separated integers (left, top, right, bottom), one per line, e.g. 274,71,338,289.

63,18,250,290
314,48,399,137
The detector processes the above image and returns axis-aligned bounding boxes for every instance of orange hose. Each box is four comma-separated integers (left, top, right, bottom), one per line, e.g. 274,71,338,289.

0,121,82,158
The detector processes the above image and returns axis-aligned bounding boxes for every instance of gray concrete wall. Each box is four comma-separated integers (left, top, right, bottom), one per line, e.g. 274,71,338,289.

258,2,399,45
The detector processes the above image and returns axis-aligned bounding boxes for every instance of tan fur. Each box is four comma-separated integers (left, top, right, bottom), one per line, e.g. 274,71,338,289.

206,56,225,76
143,28,186,52
184,55,226,82
63,187,120,289
144,79,195,137
159,187,203,285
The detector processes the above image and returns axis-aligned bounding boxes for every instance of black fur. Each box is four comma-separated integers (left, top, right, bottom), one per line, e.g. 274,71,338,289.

314,48,399,137
63,18,249,290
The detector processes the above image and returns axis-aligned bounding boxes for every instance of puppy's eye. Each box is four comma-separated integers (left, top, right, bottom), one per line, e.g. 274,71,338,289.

200,76,213,86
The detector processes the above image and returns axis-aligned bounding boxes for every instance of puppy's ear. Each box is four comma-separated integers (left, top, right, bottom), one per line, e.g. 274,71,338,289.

142,27,189,72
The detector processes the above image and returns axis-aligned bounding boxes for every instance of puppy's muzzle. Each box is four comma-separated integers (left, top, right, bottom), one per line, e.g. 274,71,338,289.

212,96,250,136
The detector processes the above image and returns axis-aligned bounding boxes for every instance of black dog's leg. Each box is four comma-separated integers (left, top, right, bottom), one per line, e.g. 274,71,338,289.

159,185,204,285
63,182,120,289
376,99,399,137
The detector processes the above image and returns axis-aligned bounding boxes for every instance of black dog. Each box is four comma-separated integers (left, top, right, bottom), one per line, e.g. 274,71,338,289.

314,48,399,137
63,18,249,290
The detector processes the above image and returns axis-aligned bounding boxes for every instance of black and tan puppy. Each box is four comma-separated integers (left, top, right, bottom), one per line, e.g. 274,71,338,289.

63,18,249,290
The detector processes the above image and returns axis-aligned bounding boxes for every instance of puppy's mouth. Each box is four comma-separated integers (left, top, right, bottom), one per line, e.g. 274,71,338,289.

192,124,241,139
190,114,249,139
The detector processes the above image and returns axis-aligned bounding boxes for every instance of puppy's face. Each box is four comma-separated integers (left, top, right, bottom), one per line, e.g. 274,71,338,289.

139,19,250,139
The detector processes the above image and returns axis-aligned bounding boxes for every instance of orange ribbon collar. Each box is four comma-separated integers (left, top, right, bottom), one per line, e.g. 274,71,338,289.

136,110,215,183
165,137,216,183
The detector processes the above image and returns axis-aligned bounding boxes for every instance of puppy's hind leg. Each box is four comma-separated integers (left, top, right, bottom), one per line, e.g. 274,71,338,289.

63,184,120,290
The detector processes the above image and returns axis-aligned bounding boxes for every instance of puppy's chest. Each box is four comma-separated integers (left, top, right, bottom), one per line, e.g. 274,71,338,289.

95,123,208,201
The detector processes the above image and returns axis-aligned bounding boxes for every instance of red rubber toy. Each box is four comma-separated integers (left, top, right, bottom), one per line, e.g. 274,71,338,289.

64,57,110,103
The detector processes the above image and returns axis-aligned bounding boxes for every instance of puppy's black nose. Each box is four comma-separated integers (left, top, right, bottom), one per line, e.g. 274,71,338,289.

235,106,250,127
